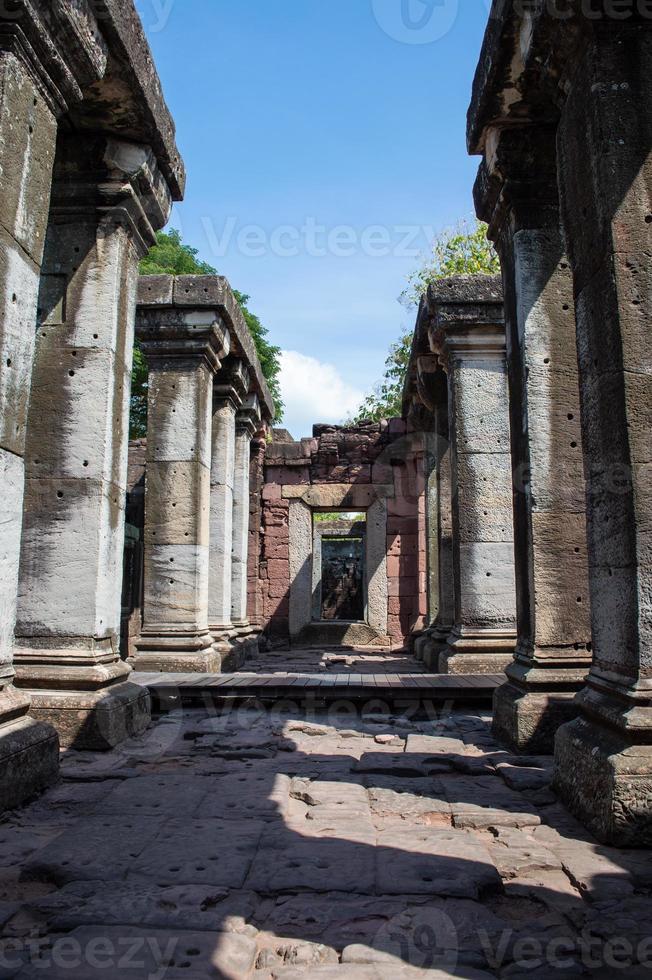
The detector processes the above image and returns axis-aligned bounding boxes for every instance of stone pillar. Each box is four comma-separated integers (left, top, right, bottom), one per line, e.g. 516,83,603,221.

0,38,66,804
247,431,268,629
14,135,171,748
553,26,652,844
208,361,249,665
429,277,517,674
131,299,230,673
476,126,592,752
231,396,262,627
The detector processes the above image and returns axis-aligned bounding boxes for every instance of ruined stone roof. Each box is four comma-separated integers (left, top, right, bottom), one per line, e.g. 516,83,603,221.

137,275,276,422
16,1,185,198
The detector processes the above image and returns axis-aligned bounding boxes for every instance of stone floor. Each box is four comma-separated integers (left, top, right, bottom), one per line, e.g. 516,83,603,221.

2,699,652,979
245,646,427,674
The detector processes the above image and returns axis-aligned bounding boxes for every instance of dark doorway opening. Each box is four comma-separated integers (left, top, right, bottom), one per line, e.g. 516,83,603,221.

321,536,364,621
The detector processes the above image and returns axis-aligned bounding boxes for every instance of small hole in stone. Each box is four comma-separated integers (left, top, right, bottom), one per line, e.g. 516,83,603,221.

645,215,652,224
169,579,174,585
571,441,577,448
6,359,11,368
11,294,16,303
57,491,63,498
574,547,580,554
577,596,582,603
69,370,75,377
83,460,89,467
562,304,570,311
567,413,574,420
544,358,550,365
93,334,98,340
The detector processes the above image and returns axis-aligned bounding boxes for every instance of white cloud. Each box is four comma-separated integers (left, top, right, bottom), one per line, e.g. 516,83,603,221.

279,350,365,440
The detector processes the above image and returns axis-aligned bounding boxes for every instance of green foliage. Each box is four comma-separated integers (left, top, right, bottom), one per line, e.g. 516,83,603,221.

131,230,283,437
401,220,499,307
350,221,499,424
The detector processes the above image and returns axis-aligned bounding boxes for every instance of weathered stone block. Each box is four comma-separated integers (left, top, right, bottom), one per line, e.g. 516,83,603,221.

147,365,212,468
144,461,210,547
0,449,23,665
143,545,209,629
0,53,57,263
0,240,40,457
17,478,124,640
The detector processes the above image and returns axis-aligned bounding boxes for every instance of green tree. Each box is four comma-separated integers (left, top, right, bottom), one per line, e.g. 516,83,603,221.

131,230,283,436
350,221,499,423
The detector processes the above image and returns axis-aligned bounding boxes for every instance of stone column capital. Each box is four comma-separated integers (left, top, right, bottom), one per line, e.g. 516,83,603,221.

136,308,230,375
236,395,262,438
474,125,560,241
213,359,251,410
48,135,174,255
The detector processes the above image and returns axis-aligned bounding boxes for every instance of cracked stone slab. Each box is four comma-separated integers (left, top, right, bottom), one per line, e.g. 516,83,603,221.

254,934,339,971
441,776,541,829
21,816,161,885
495,763,552,792
365,778,451,825
131,818,264,888
246,825,376,894
375,827,501,898
14,925,257,979
353,754,447,778
488,828,562,879
8,882,260,936
532,825,634,900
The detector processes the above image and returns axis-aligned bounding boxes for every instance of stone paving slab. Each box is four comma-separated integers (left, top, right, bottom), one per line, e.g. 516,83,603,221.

375,827,501,898
3,704,651,979
14,925,257,979
21,816,161,884
130,818,264,888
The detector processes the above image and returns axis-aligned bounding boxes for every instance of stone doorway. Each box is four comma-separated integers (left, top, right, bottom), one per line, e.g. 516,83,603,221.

314,513,366,622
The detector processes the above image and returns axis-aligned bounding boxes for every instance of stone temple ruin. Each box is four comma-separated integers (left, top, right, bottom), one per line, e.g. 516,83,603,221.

0,2,650,976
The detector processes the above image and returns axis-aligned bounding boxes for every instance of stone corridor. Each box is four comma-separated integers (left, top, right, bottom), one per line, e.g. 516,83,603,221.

2,689,651,979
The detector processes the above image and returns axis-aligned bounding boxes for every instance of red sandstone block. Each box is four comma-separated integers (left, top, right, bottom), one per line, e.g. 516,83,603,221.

386,516,418,535
387,495,419,518
276,468,310,486
265,543,289,560
262,483,282,501
388,576,417,598
267,576,290,600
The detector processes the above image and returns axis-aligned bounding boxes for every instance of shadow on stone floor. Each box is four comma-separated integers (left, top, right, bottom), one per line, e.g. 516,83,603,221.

1,704,651,978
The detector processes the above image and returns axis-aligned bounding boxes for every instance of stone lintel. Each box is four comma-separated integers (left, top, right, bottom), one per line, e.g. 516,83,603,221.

136,309,230,374
282,484,392,509
427,276,504,366
137,276,275,421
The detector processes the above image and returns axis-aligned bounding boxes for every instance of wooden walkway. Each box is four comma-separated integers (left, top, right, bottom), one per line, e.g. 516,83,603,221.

132,671,504,708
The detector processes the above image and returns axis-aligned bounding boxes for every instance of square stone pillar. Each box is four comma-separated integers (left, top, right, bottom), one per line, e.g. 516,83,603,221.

428,276,517,674
14,135,172,748
551,26,652,844
475,126,592,752
0,35,74,804
131,288,230,673
232,396,262,627
209,361,249,659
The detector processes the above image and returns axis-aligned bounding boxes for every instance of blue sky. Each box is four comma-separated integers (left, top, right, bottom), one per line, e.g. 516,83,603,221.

140,0,490,436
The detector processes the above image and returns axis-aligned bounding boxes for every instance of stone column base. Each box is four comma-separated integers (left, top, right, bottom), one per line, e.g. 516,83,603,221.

439,629,515,674
554,716,652,846
212,624,261,672
131,629,221,674
0,687,59,812
26,682,151,751
493,681,580,754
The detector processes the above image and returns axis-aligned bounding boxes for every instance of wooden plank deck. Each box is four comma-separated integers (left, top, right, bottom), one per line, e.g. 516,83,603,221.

132,671,504,707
